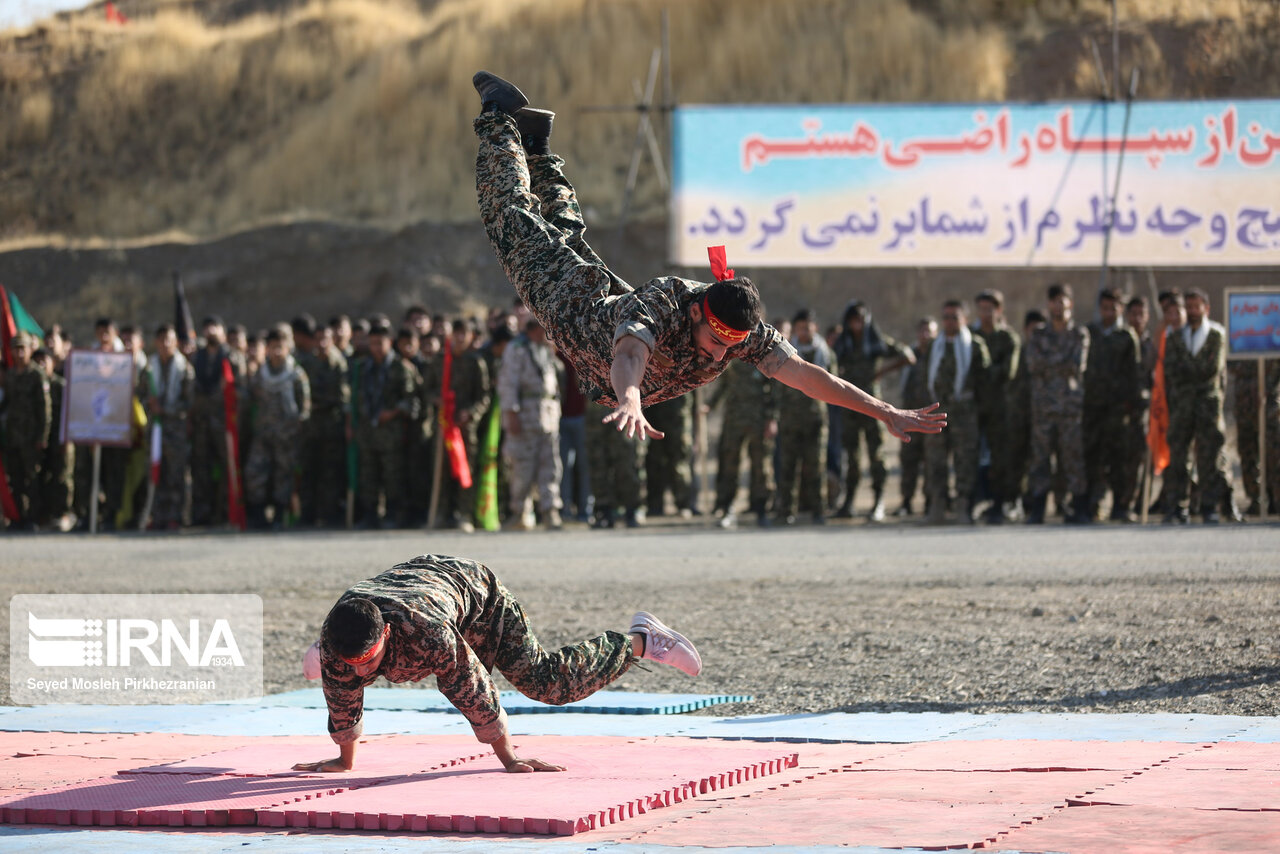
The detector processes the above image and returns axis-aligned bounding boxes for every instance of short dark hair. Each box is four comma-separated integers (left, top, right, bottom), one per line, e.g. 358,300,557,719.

1126,296,1148,312
1097,286,1123,304
264,328,285,344
368,321,393,338
1186,287,1210,303
942,299,965,314
200,315,223,329
1047,282,1073,301
323,598,384,660
705,278,763,333
404,305,429,319
353,318,371,334
917,315,937,329
975,289,1004,307
95,317,115,330
119,325,138,338
791,308,813,324
228,323,247,337
155,323,176,338
291,314,317,337
395,327,418,344
490,325,514,345
1158,288,1181,308
329,314,350,329
1024,309,1047,326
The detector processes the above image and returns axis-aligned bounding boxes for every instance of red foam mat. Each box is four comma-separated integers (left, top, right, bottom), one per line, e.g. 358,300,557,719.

991,804,1280,853
123,739,488,778
1069,765,1280,811
254,738,798,835
0,756,128,793
0,732,124,757
1168,741,1280,771
853,739,1195,772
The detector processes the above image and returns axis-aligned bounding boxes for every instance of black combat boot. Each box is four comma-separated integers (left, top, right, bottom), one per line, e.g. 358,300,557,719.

472,71,529,116
1024,493,1047,525
1065,495,1093,525
516,107,554,155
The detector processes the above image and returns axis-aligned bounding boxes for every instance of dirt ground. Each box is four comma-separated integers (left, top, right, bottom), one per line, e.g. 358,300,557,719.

3,522,1278,718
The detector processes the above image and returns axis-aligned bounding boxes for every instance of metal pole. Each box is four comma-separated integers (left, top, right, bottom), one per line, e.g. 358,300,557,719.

1259,361,1268,523
1111,0,1120,101
1099,67,1139,294
89,443,101,534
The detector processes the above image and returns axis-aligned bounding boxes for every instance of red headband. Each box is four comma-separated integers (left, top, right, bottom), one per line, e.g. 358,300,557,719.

340,624,389,665
703,246,749,343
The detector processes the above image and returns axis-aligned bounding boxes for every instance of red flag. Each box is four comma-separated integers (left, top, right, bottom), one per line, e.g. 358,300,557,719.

707,245,735,281
222,357,247,530
440,344,472,488
105,3,128,24
0,285,17,369
1148,331,1170,476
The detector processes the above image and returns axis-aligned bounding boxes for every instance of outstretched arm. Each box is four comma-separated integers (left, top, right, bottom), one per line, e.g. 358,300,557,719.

602,335,665,440
774,352,947,442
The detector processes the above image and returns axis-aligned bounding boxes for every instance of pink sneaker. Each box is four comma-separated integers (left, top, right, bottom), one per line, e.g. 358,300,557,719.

630,612,702,677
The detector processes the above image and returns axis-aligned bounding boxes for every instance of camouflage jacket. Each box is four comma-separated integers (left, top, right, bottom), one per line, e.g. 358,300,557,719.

450,348,491,428
299,346,350,421
832,329,910,396
778,337,833,419
972,324,1019,420
1164,321,1227,401
137,353,195,422
356,352,418,427
1026,322,1089,413
708,357,777,426
576,277,795,407
250,356,311,430
1084,321,1142,411
320,555,518,745
497,336,561,433
2,365,51,445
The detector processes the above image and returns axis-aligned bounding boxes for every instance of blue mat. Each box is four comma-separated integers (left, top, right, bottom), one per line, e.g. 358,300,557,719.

949,712,1258,743
671,712,992,743
242,687,752,715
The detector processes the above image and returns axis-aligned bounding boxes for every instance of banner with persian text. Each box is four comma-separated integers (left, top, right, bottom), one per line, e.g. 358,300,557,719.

670,100,1280,268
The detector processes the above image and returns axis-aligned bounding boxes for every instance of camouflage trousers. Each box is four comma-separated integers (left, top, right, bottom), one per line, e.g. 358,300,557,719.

898,434,925,505
1121,405,1150,514
475,112,628,365
1165,393,1230,514
776,408,826,516
982,405,1020,504
246,424,299,508
189,397,229,525
840,410,887,503
925,401,980,506
504,427,562,514
644,398,692,514
298,413,348,525
586,401,641,511
1028,407,1086,499
39,441,74,523
152,422,190,527
358,420,409,521
715,419,774,514
4,440,42,523
1083,405,1134,513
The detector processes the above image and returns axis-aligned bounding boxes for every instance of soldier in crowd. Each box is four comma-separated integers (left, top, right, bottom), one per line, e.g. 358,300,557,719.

1228,357,1280,516
245,326,310,529
190,316,245,527
1083,287,1142,521
401,323,443,529
330,315,354,360
31,349,74,530
1006,309,1047,517
476,322,512,524
775,310,832,526
356,321,417,530
1121,296,1157,517
586,399,643,528
643,395,694,518
831,300,914,521
1,333,51,530
972,290,1020,523
295,315,350,527
708,357,777,528
138,324,195,530
895,317,937,517
1162,289,1235,524
557,350,591,522
44,324,71,371
441,319,491,532
350,318,372,362
1025,284,1090,524
498,317,563,530
924,301,990,525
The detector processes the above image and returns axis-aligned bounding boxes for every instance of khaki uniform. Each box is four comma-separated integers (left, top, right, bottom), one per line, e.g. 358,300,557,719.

498,335,562,516
245,357,310,511
1026,323,1089,502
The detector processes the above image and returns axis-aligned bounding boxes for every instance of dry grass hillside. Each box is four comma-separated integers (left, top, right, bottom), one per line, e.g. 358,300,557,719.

2,0,1277,242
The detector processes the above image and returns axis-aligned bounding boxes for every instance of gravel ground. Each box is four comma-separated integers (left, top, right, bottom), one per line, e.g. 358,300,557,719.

3,521,1279,717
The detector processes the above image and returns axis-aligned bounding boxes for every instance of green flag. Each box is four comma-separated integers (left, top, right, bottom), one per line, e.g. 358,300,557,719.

7,290,43,338
475,396,502,531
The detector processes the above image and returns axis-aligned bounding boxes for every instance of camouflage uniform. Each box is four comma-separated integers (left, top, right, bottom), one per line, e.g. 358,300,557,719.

1229,358,1280,509
138,353,195,528
39,369,74,525
473,112,795,409
973,324,1020,507
497,334,562,517
1163,322,1232,516
775,337,832,520
356,351,417,526
190,346,246,526
321,554,635,745
1123,332,1158,514
1006,345,1033,503
441,348,490,526
1026,323,1089,502
297,346,350,526
246,356,310,511
643,395,693,515
586,400,641,516
709,358,776,515
897,342,932,509
1083,321,1142,517
407,352,441,527
2,359,51,525
831,327,910,511
924,335,990,517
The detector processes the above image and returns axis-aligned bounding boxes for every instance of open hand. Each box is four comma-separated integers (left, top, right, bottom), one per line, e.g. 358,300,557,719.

601,400,664,440
503,756,566,773
885,402,947,442
292,757,351,773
